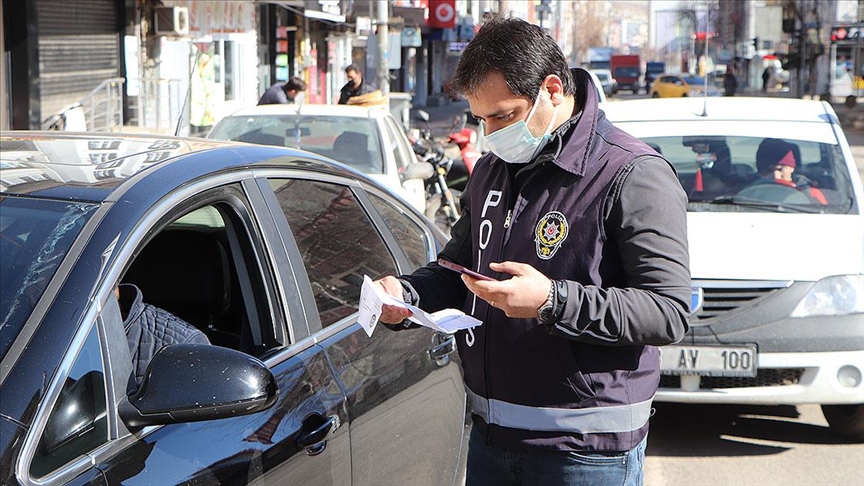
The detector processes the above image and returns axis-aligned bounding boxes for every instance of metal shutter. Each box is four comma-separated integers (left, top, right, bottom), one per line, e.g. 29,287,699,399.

36,0,121,120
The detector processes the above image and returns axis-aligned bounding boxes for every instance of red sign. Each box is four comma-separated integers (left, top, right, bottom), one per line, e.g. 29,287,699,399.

427,0,456,29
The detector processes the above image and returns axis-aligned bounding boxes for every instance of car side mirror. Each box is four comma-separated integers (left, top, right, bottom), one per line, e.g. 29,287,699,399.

119,344,278,428
402,161,435,181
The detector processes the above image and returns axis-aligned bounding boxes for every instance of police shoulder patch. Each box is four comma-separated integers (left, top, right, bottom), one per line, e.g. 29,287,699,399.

534,211,569,260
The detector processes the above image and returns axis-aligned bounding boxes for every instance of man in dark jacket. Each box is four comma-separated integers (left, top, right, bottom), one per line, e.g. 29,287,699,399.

118,284,210,391
258,76,307,105
374,16,690,485
338,64,375,104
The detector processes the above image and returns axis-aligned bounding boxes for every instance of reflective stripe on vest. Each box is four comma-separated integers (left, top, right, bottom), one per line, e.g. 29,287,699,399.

468,387,653,434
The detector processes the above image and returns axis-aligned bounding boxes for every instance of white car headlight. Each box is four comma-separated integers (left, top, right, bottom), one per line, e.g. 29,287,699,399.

791,275,864,317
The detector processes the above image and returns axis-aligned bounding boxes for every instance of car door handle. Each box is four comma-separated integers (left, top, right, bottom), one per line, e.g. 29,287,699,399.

429,333,456,366
296,414,339,455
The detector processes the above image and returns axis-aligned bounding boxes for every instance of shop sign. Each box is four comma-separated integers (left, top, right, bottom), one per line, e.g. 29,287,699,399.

831,24,864,42
448,41,468,55
428,0,457,29
402,27,422,47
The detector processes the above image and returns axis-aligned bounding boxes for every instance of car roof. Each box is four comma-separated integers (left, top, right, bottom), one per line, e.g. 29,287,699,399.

224,103,392,119
602,97,837,124
601,97,841,144
0,131,375,202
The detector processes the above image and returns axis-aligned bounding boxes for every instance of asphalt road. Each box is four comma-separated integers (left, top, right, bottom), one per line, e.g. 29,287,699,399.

644,403,864,485
845,127,864,182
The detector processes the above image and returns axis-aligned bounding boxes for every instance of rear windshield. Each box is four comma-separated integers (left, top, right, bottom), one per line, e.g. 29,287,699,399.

641,136,857,214
0,197,96,360
209,115,385,174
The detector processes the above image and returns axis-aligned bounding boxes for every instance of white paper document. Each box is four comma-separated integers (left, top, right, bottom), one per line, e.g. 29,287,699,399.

358,275,482,336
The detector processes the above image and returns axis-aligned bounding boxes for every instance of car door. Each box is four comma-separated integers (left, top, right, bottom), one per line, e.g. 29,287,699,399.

19,182,352,485
260,176,467,486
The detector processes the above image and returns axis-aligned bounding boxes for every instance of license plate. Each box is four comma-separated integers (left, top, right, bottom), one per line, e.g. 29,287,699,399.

660,345,757,377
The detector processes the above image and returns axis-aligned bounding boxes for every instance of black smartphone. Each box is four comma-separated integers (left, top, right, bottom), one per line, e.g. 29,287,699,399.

437,259,495,281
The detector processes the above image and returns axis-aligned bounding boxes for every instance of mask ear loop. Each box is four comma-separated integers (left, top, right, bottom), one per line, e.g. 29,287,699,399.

526,88,558,137
542,101,559,136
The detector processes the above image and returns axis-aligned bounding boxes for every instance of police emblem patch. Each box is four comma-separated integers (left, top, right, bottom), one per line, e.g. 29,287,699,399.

534,211,569,260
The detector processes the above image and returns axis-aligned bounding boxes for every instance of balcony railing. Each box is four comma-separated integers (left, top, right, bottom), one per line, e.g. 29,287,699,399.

42,77,125,132
127,78,185,134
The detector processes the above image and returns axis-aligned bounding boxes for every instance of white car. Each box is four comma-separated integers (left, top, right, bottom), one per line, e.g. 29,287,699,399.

603,97,864,439
589,69,616,98
208,104,431,213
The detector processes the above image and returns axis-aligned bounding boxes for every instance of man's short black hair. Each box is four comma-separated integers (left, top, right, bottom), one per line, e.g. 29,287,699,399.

345,64,360,75
447,15,575,103
284,76,307,92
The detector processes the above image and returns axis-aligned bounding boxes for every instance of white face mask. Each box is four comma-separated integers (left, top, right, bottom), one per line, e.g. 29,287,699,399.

482,89,558,164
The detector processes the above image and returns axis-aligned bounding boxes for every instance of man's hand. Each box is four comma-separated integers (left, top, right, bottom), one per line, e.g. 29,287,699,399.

462,262,552,318
374,276,413,324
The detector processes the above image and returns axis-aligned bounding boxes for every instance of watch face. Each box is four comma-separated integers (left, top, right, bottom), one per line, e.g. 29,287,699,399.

539,303,554,321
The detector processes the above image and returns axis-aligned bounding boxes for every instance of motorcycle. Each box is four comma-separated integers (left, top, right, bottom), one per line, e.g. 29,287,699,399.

443,113,483,192
410,111,461,235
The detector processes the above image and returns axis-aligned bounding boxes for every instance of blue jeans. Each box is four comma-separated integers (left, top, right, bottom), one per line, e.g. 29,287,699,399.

465,427,647,486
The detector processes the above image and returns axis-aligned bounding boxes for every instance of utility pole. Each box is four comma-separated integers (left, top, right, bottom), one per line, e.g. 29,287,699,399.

377,0,390,95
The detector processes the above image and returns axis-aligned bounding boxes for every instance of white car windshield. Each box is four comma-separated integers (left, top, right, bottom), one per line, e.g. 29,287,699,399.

642,135,857,214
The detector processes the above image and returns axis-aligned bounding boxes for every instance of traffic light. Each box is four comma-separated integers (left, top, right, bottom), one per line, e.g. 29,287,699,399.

752,37,760,50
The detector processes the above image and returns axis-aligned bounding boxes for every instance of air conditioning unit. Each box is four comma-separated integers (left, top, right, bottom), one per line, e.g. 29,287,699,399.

154,6,190,36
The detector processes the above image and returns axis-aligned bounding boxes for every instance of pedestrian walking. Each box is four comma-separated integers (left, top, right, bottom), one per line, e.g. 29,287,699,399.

724,66,738,96
374,15,690,486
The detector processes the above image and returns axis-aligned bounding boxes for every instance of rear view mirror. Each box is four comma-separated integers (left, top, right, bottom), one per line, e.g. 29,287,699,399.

402,161,435,181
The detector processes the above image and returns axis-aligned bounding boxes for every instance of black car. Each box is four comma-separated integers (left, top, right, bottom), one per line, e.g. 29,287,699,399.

0,133,468,485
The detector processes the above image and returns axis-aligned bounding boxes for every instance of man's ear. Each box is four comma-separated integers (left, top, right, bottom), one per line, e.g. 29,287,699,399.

543,74,565,104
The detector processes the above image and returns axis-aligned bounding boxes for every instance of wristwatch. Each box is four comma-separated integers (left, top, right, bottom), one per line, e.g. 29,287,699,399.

537,281,556,323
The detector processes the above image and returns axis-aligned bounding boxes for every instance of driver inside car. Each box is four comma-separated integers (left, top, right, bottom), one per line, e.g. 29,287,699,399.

117,283,211,392
754,138,828,205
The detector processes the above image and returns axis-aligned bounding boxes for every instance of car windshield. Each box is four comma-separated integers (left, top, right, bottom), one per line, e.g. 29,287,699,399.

0,197,96,360
614,67,639,78
684,77,707,86
209,115,385,174
642,135,857,214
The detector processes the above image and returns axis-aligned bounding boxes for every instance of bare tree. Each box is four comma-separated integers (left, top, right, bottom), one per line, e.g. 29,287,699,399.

572,0,610,65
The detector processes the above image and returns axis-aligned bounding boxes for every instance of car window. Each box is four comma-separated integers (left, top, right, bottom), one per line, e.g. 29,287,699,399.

614,66,639,78
641,135,856,213
0,198,97,362
30,325,107,478
382,115,413,170
367,192,431,270
268,179,399,327
209,114,385,173
121,199,281,360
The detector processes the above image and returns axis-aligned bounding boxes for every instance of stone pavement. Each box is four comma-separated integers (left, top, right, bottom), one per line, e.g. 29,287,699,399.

410,97,864,181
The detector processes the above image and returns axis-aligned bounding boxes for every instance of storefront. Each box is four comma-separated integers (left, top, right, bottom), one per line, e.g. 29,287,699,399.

4,0,124,129
830,23,864,98
157,1,259,134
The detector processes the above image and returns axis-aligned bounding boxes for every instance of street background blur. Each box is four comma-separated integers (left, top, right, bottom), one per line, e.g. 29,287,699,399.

3,0,864,139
